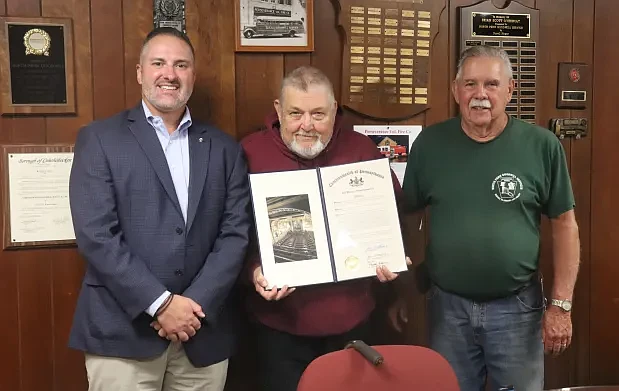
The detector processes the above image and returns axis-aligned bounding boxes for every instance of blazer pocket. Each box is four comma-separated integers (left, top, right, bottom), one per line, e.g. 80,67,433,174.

83,272,105,287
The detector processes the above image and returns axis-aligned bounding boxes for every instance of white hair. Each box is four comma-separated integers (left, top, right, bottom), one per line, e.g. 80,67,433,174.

455,45,513,81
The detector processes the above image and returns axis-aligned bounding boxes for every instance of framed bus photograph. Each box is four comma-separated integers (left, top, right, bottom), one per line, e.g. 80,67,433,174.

235,0,314,52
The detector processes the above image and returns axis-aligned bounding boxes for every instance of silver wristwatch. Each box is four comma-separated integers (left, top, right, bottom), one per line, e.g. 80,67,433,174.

550,298,573,312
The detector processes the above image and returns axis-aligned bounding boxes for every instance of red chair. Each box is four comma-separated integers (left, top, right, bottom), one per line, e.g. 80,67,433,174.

297,341,460,391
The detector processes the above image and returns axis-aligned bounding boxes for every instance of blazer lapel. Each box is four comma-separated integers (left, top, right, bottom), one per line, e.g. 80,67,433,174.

127,105,183,217
186,124,210,232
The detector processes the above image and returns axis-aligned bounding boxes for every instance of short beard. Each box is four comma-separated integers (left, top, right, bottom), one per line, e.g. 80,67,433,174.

286,133,328,159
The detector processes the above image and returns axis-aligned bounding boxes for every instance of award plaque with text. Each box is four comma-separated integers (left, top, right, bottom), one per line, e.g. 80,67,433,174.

333,0,442,121
0,17,75,115
459,1,540,125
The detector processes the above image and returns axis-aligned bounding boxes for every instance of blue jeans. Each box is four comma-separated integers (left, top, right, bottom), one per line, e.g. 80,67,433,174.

427,281,544,391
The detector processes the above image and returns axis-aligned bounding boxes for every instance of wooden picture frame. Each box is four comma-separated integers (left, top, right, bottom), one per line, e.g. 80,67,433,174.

235,0,314,52
1,145,76,250
0,17,76,115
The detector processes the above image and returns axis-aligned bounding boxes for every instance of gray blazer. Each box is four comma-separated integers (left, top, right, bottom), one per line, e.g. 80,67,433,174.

68,104,250,367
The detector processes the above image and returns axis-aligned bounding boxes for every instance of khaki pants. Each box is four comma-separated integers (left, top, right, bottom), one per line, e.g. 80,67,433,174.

85,342,228,391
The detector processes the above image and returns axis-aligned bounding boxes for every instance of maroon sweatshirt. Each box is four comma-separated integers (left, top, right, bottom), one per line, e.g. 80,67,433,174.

241,110,402,336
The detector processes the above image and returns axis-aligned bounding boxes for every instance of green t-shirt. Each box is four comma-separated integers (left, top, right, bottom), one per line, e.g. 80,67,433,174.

403,116,575,300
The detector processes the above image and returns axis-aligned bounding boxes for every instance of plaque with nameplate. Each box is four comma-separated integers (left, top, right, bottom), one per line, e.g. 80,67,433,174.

336,0,442,120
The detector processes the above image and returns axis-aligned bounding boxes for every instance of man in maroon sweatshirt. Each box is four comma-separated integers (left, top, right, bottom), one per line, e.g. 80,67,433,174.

241,66,407,391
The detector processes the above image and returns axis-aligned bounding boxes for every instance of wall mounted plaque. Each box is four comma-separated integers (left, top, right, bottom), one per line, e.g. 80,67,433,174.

0,17,75,115
333,0,442,121
459,1,540,125
154,0,186,32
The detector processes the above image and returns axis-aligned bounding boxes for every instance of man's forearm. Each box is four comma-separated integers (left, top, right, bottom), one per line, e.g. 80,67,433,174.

550,211,580,300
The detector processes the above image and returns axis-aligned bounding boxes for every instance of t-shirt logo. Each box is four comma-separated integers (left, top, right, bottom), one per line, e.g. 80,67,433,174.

491,173,523,202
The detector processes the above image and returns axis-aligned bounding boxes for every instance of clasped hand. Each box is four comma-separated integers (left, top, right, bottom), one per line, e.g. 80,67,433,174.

149,295,205,342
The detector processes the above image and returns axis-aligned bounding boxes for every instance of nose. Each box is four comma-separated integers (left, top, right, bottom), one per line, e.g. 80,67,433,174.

161,64,178,80
300,112,313,130
473,84,488,98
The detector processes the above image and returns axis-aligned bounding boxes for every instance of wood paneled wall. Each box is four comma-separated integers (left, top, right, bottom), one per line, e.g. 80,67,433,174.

0,0,617,390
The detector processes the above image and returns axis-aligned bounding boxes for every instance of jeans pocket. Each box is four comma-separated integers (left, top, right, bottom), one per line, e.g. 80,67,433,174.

515,282,544,312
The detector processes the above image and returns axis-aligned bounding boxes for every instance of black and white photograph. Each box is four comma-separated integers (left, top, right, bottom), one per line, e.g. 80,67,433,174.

235,0,314,52
266,194,317,263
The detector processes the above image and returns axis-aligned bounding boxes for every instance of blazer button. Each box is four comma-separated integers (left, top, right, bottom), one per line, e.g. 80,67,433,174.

176,227,183,235
175,269,184,276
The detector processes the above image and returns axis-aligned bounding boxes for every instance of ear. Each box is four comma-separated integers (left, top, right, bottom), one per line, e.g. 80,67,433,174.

507,78,515,99
274,99,283,122
136,64,142,85
451,79,459,105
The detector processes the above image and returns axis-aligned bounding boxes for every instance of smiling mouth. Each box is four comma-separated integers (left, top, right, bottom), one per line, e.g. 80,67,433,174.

158,85,179,92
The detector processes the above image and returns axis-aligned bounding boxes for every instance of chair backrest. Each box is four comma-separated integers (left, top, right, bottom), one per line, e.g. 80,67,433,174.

297,344,460,391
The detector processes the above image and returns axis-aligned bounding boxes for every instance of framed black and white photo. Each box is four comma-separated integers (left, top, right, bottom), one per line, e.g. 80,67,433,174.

235,0,314,52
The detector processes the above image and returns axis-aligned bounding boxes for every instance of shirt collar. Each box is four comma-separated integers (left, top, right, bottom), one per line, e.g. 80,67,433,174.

141,100,192,132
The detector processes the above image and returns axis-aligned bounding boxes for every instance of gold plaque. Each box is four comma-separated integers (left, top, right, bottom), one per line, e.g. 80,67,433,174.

367,67,381,74
401,48,414,56
384,37,398,46
351,6,365,14
400,68,413,75
350,36,365,44
402,10,415,18
417,49,430,57
24,28,51,56
367,17,381,25
400,77,413,85
384,77,397,84
383,57,396,65
401,29,415,37
400,38,415,46
368,7,382,15
384,67,396,75
419,11,431,18
351,46,365,54
384,48,397,55
351,26,365,34
415,97,428,104
418,30,430,38
367,57,381,65
417,40,430,48
415,88,428,95
385,28,398,36
402,19,415,28
368,27,382,35
400,87,413,95
366,76,380,83
385,19,399,26
418,20,431,29
350,85,363,93
368,47,381,54
400,97,413,104
351,56,364,64
350,76,364,83
351,16,365,24
401,58,413,66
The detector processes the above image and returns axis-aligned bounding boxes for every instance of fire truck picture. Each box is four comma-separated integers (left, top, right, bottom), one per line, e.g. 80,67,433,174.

378,144,407,159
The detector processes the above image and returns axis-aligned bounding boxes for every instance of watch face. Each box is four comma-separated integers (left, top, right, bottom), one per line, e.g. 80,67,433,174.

562,301,572,311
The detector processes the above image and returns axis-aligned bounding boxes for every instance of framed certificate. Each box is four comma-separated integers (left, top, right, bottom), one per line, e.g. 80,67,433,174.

249,158,407,288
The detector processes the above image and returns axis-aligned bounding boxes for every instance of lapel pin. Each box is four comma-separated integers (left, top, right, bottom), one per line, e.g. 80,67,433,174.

198,137,203,143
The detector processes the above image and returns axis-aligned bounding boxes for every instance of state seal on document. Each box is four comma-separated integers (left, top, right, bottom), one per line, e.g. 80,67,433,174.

344,256,360,270
24,28,51,56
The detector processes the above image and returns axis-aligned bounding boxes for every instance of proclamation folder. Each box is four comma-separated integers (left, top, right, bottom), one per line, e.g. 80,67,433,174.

249,158,407,288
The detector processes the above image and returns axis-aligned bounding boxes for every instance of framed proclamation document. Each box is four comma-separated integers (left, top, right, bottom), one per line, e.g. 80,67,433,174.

249,158,407,288
1,145,75,249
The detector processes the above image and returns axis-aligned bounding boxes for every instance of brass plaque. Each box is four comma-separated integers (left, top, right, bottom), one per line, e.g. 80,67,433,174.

384,76,397,84
417,49,430,56
351,16,365,24
400,68,413,75
401,58,413,66
402,10,415,18
351,26,365,34
400,38,415,46
368,27,382,35
351,75,364,83
400,97,413,104
368,47,381,54
401,19,415,28
351,6,365,14
367,17,381,25
401,48,414,56
471,12,531,38
368,37,382,45
384,37,398,46
415,88,428,95
417,40,430,47
418,30,430,37
419,11,431,18
415,97,428,104
401,29,415,37
418,20,431,29
350,36,365,44
367,67,381,74
368,8,382,15
350,85,363,93
367,57,381,65
384,67,396,75
384,57,396,65
351,56,364,64
351,46,365,54
400,87,413,94
384,48,397,55
400,77,413,85
385,28,398,36
385,19,399,26
366,76,380,83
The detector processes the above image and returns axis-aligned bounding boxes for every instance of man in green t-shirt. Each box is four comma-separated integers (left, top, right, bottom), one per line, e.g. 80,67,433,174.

394,45,580,391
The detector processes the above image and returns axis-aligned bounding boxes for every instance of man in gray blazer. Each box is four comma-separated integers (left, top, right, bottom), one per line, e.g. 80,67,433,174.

68,27,251,391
